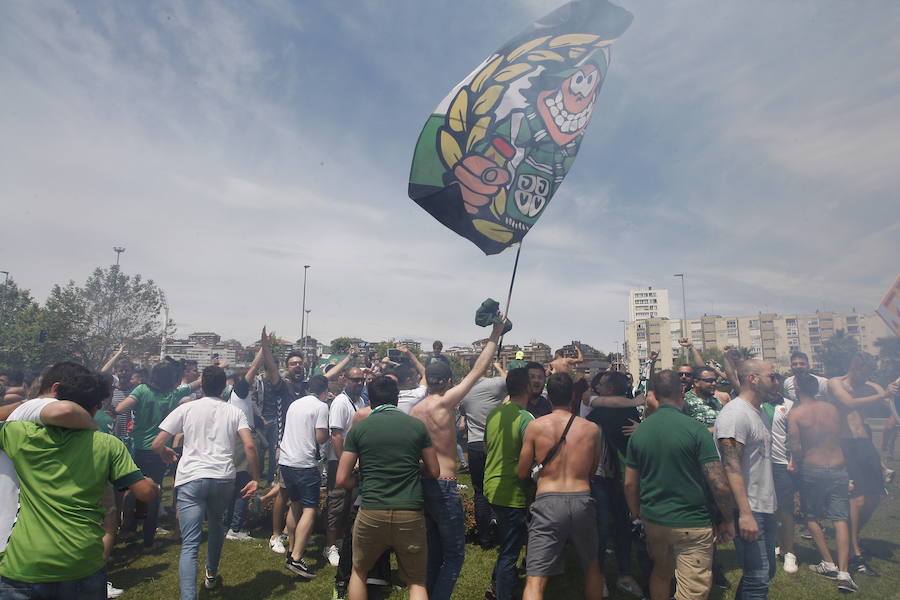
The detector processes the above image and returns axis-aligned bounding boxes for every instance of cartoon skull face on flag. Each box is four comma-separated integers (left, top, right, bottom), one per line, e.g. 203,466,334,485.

409,0,632,255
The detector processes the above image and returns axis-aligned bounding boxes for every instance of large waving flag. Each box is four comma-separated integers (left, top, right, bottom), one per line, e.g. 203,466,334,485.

409,0,633,255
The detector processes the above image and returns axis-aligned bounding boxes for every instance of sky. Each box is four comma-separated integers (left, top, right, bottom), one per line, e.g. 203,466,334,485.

2,1,898,352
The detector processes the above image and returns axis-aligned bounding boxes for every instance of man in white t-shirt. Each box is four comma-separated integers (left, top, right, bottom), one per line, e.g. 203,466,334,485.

782,352,828,403
152,366,259,600
324,367,368,566
393,347,427,414
279,374,330,579
715,359,779,599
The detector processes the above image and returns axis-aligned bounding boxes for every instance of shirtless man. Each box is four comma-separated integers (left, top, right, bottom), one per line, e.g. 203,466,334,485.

518,373,602,600
788,374,857,593
409,316,505,600
548,345,583,376
827,352,898,576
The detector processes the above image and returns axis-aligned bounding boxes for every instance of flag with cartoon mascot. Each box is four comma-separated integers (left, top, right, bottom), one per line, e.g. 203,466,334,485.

409,0,632,255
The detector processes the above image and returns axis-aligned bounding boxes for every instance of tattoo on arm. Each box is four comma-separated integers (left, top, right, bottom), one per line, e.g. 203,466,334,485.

719,438,744,471
703,461,735,519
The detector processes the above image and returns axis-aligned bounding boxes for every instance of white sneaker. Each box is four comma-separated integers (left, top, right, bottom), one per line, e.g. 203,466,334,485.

324,544,340,567
269,534,286,554
226,529,253,541
107,581,124,599
783,552,798,574
602,580,609,598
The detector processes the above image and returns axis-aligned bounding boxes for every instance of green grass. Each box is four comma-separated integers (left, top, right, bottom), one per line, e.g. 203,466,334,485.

111,457,900,599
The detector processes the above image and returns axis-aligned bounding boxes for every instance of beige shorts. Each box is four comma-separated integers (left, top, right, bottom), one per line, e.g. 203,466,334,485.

643,521,714,600
353,509,426,585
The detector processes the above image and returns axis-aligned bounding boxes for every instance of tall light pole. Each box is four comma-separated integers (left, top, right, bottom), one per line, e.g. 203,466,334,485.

673,273,687,335
619,319,627,373
305,309,311,356
300,265,310,346
614,340,620,371
113,246,125,266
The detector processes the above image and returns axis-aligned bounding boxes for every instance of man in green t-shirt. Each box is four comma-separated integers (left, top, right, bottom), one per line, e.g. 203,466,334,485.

0,362,159,599
624,370,735,600
483,367,534,600
336,375,438,600
114,360,199,547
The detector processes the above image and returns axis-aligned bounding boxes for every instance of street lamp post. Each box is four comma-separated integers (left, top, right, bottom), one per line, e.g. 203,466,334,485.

619,319,627,373
673,273,688,360
300,265,310,348
113,247,125,266
305,309,311,356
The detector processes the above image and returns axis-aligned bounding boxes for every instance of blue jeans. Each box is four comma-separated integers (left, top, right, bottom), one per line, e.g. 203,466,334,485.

490,504,527,600
177,478,234,600
224,471,251,531
733,511,777,599
590,475,611,561
0,568,106,600
422,478,465,600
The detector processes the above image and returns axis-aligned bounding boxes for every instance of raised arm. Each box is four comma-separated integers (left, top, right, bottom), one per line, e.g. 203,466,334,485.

828,378,887,409
245,328,267,382
722,346,743,394
572,346,584,365
701,460,736,543
441,319,505,408
100,345,126,375
399,345,426,383
719,438,757,541
325,346,357,382
678,338,704,368
493,361,507,380
262,331,280,385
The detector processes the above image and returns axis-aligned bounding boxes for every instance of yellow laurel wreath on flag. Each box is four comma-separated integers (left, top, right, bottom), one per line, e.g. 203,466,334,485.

436,34,614,242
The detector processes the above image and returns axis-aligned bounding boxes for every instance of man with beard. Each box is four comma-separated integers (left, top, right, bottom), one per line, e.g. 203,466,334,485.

715,359,780,599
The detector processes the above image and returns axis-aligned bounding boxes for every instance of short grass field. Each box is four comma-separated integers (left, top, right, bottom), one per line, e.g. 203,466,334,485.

110,454,900,600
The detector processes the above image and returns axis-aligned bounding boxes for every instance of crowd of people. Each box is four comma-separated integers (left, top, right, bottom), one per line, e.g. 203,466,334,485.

0,317,897,600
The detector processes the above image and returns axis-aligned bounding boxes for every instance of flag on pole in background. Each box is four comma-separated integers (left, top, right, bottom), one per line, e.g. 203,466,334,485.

876,275,900,336
408,0,632,255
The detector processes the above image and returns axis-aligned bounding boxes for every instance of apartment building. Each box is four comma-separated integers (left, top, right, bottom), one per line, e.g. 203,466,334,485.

625,311,889,375
628,287,671,321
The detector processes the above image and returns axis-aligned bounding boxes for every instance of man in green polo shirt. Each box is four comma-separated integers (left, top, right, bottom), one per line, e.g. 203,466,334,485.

483,367,535,600
0,362,160,599
624,370,735,600
336,375,439,600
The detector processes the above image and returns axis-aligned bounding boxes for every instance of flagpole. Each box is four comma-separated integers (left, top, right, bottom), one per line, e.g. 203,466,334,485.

496,243,522,361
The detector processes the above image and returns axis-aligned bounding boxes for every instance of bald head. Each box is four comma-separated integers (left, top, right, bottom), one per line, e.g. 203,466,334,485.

345,366,365,397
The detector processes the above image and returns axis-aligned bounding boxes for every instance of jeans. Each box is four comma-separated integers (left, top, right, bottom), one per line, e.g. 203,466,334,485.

177,478,234,600
590,475,611,561
422,478,465,600
260,420,278,484
733,511,777,600
490,504,527,600
468,442,495,547
122,450,166,546
224,471,251,531
0,568,106,600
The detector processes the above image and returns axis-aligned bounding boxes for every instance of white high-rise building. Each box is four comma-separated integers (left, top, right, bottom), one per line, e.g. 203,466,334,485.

628,287,670,321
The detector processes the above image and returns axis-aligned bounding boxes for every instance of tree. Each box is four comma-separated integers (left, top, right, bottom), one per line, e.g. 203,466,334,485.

0,279,47,372
329,337,355,355
816,329,860,377
43,265,166,369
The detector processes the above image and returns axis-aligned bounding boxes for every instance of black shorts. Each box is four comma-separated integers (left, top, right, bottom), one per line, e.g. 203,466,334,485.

840,438,885,498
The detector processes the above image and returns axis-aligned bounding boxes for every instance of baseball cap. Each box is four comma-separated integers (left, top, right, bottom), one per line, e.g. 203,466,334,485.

425,360,453,382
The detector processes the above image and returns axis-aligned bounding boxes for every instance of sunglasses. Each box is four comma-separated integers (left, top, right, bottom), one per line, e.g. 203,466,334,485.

678,373,694,378
698,377,717,383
